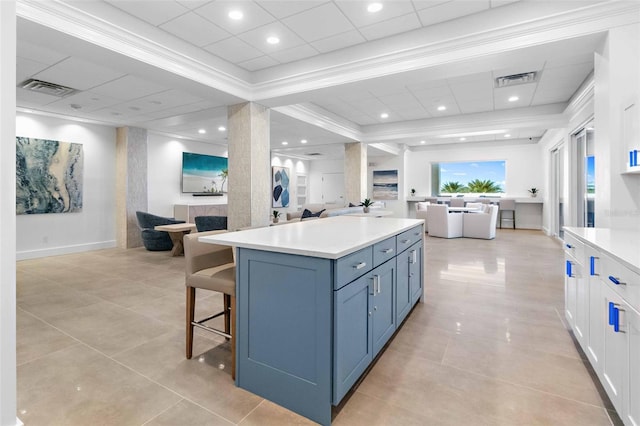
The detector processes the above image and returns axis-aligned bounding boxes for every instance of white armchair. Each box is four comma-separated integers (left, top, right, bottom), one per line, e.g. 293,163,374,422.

415,202,430,232
427,204,463,238
463,205,499,239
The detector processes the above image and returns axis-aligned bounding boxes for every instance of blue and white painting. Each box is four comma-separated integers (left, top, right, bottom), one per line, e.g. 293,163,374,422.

272,166,290,207
16,137,83,215
372,169,398,200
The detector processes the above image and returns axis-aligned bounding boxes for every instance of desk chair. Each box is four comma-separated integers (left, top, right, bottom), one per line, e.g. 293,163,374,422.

184,230,236,378
498,199,516,229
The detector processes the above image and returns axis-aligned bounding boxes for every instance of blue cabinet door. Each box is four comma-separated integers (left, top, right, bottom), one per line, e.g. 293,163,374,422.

372,259,396,356
396,250,412,325
333,273,373,405
409,242,423,304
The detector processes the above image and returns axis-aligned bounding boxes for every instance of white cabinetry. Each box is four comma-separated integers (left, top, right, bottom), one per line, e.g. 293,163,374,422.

563,228,640,426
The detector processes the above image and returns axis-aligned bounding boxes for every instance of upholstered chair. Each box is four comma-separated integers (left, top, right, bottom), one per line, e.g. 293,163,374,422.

415,202,430,232
135,211,185,251
465,202,483,210
426,204,463,238
184,230,236,379
194,216,228,232
463,205,499,239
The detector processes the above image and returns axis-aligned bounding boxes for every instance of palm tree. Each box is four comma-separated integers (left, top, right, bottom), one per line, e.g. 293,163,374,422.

467,179,502,193
218,168,228,193
441,181,468,193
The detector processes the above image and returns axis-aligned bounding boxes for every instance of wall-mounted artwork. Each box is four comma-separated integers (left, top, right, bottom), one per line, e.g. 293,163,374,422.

182,152,228,194
16,137,84,215
372,169,398,200
272,166,290,207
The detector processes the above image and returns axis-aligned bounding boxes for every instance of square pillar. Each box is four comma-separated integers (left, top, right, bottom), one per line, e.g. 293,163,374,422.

345,142,367,204
227,102,271,230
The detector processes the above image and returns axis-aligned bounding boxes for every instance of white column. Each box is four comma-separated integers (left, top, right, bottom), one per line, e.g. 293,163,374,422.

227,102,271,231
0,2,20,425
116,127,148,248
344,142,367,204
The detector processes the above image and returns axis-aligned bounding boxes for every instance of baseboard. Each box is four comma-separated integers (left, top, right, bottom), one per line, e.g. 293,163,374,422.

16,240,117,260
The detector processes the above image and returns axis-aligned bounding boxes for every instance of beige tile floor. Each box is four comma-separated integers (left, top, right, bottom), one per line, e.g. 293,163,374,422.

16,230,621,425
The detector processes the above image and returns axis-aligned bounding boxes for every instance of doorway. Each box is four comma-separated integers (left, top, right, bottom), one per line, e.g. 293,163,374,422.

321,173,345,206
550,144,565,239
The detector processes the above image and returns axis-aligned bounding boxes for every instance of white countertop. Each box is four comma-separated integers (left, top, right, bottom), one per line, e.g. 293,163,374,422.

564,227,640,274
200,216,424,259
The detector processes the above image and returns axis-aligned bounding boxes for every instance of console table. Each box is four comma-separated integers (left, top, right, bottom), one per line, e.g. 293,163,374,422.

174,203,227,223
201,216,424,425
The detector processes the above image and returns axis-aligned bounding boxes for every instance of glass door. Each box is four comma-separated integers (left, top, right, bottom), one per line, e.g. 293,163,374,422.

551,145,565,239
575,123,595,227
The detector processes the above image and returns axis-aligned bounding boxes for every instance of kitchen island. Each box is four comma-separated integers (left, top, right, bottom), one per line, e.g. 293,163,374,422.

201,216,424,425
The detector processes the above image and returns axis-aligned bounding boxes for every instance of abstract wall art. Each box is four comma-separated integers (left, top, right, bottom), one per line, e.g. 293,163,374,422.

272,166,290,207
16,136,84,215
372,169,398,200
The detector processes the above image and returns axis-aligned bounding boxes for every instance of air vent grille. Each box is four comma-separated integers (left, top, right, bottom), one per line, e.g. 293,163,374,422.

19,79,78,97
306,152,322,156
495,71,538,88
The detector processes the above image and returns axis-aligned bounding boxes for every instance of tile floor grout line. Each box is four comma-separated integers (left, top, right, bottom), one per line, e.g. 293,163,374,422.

236,399,267,425
140,398,185,426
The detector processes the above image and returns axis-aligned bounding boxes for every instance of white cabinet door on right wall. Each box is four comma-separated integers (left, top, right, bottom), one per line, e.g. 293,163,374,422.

625,304,640,426
602,284,626,415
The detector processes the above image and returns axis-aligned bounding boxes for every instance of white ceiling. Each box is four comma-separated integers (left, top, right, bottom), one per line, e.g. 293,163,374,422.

14,0,619,160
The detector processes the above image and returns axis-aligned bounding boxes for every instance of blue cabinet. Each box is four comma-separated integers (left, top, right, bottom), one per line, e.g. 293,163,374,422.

371,259,396,356
409,242,423,305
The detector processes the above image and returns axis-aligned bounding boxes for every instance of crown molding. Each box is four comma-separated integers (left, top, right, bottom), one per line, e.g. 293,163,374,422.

17,0,253,100
273,104,362,142
564,73,595,122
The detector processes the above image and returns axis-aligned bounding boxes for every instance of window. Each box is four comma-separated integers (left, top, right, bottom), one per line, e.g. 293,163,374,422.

432,160,506,195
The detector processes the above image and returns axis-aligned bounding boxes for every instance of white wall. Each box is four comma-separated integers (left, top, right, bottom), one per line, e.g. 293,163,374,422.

147,134,228,218
405,142,543,199
16,113,117,260
308,158,344,205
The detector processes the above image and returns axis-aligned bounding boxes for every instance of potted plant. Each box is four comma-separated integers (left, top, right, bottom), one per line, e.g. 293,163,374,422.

362,198,373,213
528,188,538,197
272,210,281,223
410,188,416,196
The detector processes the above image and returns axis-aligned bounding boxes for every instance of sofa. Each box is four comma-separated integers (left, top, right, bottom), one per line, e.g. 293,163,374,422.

135,211,185,251
286,203,380,221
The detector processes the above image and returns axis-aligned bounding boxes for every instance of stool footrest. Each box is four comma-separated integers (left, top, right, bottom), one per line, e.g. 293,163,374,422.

192,310,231,339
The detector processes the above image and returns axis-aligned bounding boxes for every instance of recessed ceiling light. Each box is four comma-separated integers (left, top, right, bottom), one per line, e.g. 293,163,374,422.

508,96,519,102
267,36,280,45
149,100,162,105
420,140,426,144
282,141,288,145
380,112,389,119
218,126,226,132
437,105,446,111
228,10,243,20
301,139,307,144
69,103,82,110
504,134,511,138
367,2,383,13
460,137,466,141
198,129,206,134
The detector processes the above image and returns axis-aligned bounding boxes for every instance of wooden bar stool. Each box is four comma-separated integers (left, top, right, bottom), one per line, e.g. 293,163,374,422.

184,230,236,379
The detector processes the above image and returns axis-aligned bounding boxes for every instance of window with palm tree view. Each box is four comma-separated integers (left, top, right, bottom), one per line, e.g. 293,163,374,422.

433,160,506,195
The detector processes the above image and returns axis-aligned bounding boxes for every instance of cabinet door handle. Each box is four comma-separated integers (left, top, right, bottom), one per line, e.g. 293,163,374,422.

400,239,410,244
354,262,367,270
609,302,616,326
369,280,375,296
565,243,573,249
409,250,417,264
608,275,624,285
372,275,381,294
382,248,394,254
566,260,573,278
613,307,620,332
590,256,598,276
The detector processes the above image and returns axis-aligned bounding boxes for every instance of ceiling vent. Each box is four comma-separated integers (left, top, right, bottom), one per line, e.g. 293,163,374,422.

494,71,539,88
19,79,79,97
306,152,322,156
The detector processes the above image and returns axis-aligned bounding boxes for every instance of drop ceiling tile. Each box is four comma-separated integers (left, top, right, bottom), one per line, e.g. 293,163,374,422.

176,0,209,9
417,0,490,27
378,93,424,109
16,57,50,84
457,100,494,114
423,95,461,115
396,108,430,121
545,53,593,68
16,87,61,107
449,79,493,103
447,71,493,84
360,13,422,41
238,55,280,72
405,79,449,91
106,0,189,26
281,2,354,42
204,37,264,64
259,1,328,19
160,12,230,46
494,84,536,109
33,57,125,91
269,44,319,64
335,0,416,27
194,1,276,35
90,75,167,101
46,90,121,113
310,30,366,53
412,85,455,103
367,84,410,97
17,40,68,65
490,0,521,7
237,21,307,54
412,1,453,11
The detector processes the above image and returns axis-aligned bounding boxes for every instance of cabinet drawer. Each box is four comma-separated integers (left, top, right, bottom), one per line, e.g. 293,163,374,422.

564,234,585,264
396,225,424,253
600,253,640,308
335,246,373,290
373,236,396,267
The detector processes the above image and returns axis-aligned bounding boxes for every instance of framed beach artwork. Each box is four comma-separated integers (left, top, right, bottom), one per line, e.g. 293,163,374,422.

372,169,398,200
272,166,290,207
16,136,84,215
181,152,228,194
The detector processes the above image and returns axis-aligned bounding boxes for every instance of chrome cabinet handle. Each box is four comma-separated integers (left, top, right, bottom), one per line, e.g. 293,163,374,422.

409,250,417,264
382,248,394,254
354,262,367,270
400,239,410,244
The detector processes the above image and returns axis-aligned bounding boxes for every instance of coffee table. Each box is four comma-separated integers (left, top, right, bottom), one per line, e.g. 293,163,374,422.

154,223,197,256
